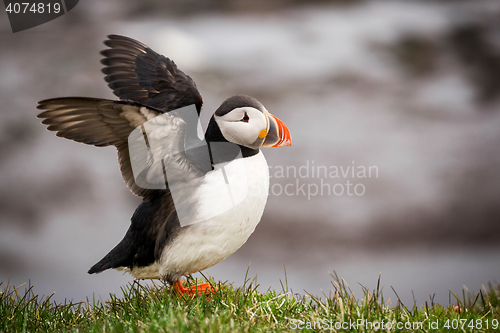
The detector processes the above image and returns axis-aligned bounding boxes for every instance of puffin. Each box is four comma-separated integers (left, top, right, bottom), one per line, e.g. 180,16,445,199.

36,35,291,295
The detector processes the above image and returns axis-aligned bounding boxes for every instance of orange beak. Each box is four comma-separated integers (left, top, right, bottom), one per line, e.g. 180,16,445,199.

262,112,292,147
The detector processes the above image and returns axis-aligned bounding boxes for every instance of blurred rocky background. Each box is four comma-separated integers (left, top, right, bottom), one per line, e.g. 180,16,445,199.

1,0,499,305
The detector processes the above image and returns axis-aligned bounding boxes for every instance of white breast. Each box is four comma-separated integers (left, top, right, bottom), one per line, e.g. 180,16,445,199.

129,151,269,279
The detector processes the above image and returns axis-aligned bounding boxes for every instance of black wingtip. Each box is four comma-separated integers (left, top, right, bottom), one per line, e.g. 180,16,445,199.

106,34,126,41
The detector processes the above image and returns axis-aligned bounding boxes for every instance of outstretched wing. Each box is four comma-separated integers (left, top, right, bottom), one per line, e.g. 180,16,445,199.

36,97,206,200
101,34,203,114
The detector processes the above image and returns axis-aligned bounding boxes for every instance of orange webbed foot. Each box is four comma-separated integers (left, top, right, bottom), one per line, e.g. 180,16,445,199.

173,279,216,297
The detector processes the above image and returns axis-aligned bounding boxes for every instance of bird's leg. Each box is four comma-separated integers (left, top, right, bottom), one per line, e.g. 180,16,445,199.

173,279,216,296
173,279,188,295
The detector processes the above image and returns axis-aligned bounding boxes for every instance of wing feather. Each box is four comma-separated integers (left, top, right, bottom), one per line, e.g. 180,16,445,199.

37,97,163,199
101,35,203,113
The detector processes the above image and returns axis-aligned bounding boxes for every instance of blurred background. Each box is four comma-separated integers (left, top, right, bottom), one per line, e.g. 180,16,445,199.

1,0,499,306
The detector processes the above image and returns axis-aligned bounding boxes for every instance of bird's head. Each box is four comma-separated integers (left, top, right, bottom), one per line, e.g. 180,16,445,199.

209,95,292,150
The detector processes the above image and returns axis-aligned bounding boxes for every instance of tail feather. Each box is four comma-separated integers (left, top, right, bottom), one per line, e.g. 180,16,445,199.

87,235,133,274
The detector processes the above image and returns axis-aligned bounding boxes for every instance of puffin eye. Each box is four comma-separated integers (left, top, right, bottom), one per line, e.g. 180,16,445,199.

241,113,249,122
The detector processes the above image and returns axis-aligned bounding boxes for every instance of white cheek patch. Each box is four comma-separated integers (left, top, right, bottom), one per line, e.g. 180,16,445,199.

215,107,267,148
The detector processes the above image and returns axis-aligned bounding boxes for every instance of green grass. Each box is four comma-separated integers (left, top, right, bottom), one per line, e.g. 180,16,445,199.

1,272,499,332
